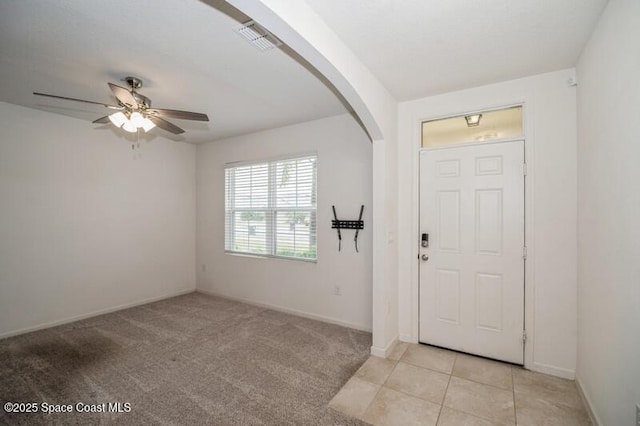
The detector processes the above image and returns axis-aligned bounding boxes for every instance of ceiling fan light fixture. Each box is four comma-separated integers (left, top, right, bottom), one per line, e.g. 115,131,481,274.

108,111,128,128
129,111,144,127
141,117,156,132
122,119,137,133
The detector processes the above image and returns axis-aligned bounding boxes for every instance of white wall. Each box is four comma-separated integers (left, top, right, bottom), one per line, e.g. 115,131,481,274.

576,1,640,424
196,113,373,331
0,102,196,338
397,69,578,378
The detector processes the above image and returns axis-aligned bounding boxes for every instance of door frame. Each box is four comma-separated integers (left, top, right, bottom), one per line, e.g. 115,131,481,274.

408,101,535,370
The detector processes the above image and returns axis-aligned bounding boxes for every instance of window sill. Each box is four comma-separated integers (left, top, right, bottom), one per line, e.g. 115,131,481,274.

224,250,317,264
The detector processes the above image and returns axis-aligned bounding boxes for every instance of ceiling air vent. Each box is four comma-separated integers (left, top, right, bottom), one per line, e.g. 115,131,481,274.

236,20,282,51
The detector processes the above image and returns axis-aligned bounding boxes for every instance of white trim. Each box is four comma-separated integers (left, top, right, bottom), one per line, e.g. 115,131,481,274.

224,250,317,263
420,103,524,124
371,335,398,358
224,151,317,168
522,99,536,372
399,334,417,343
575,375,602,426
530,361,575,380
419,136,525,152
196,288,371,333
371,139,388,352
0,287,195,340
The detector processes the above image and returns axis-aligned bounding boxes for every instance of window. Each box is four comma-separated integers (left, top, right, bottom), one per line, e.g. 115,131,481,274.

422,105,523,147
225,154,317,261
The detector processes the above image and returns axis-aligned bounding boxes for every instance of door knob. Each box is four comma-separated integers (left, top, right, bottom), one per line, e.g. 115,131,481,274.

421,254,429,261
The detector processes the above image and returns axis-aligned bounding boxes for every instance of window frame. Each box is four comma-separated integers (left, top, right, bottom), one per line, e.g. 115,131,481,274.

421,104,524,148
224,152,318,263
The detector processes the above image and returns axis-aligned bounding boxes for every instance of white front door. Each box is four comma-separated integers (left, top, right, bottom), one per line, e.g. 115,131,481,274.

419,140,525,364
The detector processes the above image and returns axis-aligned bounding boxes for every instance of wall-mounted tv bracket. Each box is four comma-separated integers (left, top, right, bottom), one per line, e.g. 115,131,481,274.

331,205,365,252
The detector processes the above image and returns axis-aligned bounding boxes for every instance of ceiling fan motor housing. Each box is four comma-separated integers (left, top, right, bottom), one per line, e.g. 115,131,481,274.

132,92,151,109
122,77,150,109
124,76,143,90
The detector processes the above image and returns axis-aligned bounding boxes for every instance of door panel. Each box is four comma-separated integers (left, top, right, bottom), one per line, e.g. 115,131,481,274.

419,141,525,364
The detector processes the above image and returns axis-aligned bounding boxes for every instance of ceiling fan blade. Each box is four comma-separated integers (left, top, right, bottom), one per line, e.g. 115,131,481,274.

108,83,138,109
92,116,111,124
33,92,122,109
147,108,209,122
147,115,185,134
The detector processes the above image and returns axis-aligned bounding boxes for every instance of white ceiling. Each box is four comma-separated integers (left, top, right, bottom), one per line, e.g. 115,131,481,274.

306,0,608,101
0,0,348,144
0,1,608,144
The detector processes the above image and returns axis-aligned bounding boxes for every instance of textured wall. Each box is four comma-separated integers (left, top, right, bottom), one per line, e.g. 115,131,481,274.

196,114,373,331
0,102,196,337
576,1,640,424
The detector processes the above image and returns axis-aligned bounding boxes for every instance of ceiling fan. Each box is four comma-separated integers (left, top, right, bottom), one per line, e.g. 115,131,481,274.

33,77,209,135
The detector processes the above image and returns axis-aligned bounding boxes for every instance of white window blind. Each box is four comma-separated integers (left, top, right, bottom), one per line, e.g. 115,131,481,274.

225,155,317,261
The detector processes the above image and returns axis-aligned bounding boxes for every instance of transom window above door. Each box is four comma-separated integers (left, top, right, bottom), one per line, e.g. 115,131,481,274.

422,105,523,148
224,154,317,261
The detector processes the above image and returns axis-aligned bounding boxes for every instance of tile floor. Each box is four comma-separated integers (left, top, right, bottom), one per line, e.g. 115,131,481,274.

329,342,591,426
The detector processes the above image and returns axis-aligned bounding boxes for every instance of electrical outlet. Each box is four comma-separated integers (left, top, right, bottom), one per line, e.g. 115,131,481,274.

636,404,639,426
333,285,341,296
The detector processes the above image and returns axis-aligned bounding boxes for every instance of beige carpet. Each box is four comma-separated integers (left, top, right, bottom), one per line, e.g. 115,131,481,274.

0,292,371,425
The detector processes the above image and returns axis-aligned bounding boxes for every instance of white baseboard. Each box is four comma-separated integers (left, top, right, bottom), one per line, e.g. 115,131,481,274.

0,287,195,340
530,361,575,380
399,333,418,344
371,336,398,358
196,287,372,333
575,375,602,426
